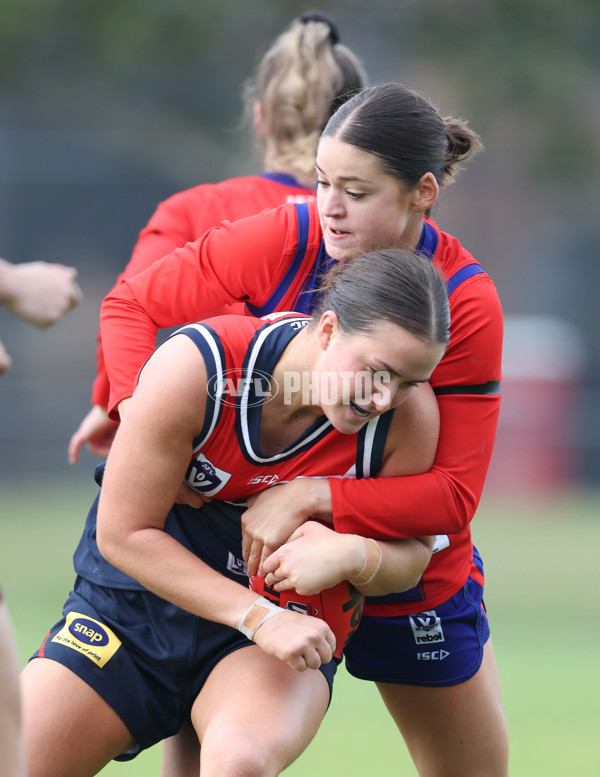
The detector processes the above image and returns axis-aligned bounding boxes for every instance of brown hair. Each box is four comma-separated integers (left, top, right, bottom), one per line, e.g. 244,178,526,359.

322,82,482,189
313,249,450,347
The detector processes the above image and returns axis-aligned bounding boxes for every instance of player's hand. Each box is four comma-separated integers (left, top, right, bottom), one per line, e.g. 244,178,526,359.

68,406,119,464
0,260,81,327
241,483,312,578
173,481,212,509
262,521,363,595
241,478,334,577
252,609,336,671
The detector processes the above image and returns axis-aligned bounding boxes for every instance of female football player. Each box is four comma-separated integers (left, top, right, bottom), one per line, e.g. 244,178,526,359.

98,81,508,777
68,10,366,463
21,249,449,777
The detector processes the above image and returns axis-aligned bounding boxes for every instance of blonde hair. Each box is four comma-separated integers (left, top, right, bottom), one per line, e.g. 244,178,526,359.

244,13,366,180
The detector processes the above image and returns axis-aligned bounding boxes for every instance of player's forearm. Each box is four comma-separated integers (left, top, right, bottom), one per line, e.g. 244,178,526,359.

301,477,333,521
351,536,434,597
97,519,253,627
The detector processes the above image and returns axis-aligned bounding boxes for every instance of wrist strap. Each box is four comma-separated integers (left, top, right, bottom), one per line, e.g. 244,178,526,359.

235,596,286,641
350,538,383,586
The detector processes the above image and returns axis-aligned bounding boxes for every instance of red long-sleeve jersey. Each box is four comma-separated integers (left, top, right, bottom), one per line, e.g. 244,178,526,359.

91,174,316,407
100,200,503,605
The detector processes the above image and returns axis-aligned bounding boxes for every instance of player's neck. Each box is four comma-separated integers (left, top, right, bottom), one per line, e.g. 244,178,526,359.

269,328,323,422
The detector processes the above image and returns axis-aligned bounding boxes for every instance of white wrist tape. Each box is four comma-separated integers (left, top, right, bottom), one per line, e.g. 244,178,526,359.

235,596,286,641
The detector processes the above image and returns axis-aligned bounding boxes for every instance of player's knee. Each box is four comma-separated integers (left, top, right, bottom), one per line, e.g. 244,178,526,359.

202,728,278,777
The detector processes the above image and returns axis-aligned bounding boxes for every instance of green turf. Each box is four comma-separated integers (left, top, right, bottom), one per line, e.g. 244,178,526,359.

2,480,599,775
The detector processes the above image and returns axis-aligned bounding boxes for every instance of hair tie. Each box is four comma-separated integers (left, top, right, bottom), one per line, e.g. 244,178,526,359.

300,10,340,45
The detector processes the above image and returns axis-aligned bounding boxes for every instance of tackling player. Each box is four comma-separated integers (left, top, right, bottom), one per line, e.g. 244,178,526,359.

99,81,508,776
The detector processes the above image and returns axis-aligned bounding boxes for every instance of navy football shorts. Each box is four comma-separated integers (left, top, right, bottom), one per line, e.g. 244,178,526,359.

31,575,337,759
344,548,490,686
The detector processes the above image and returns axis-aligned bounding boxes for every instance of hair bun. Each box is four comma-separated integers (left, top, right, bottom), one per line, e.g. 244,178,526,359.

300,10,340,45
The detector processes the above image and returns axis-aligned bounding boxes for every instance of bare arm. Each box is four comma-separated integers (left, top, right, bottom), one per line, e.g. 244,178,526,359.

262,520,434,597
96,334,335,669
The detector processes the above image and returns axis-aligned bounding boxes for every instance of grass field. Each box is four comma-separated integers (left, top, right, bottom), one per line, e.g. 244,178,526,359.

2,478,599,775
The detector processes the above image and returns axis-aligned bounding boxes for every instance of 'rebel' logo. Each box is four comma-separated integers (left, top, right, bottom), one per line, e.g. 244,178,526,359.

409,610,445,645
69,617,109,646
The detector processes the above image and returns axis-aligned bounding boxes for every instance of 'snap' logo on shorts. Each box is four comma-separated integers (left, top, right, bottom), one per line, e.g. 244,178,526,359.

51,612,121,667
185,453,231,496
409,610,445,645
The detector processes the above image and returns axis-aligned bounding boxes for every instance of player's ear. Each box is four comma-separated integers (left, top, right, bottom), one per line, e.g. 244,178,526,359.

317,310,339,350
412,172,439,213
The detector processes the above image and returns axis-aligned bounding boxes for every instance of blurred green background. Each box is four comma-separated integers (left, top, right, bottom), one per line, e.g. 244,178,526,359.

1,1,599,774
2,483,599,775
0,0,599,486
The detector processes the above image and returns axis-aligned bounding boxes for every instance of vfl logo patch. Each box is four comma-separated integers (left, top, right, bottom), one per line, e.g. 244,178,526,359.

227,552,248,577
186,453,232,496
409,610,445,645
51,612,121,667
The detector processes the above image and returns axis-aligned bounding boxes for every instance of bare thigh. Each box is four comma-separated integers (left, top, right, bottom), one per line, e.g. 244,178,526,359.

160,722,199,777
0,605,25,777
376,640,509,777
190,645,331,777
21,658,136,777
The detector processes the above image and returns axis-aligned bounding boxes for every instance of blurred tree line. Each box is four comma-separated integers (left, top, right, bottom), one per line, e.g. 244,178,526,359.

0,0,599,484
0,0,597,182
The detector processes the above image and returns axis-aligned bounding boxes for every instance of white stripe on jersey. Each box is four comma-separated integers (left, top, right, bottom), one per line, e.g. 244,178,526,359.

360,415,382,479
240,316,332,464
182,323,225,453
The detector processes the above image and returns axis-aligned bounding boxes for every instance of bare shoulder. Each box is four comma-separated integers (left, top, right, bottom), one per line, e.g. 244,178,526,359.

130,332,210,437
